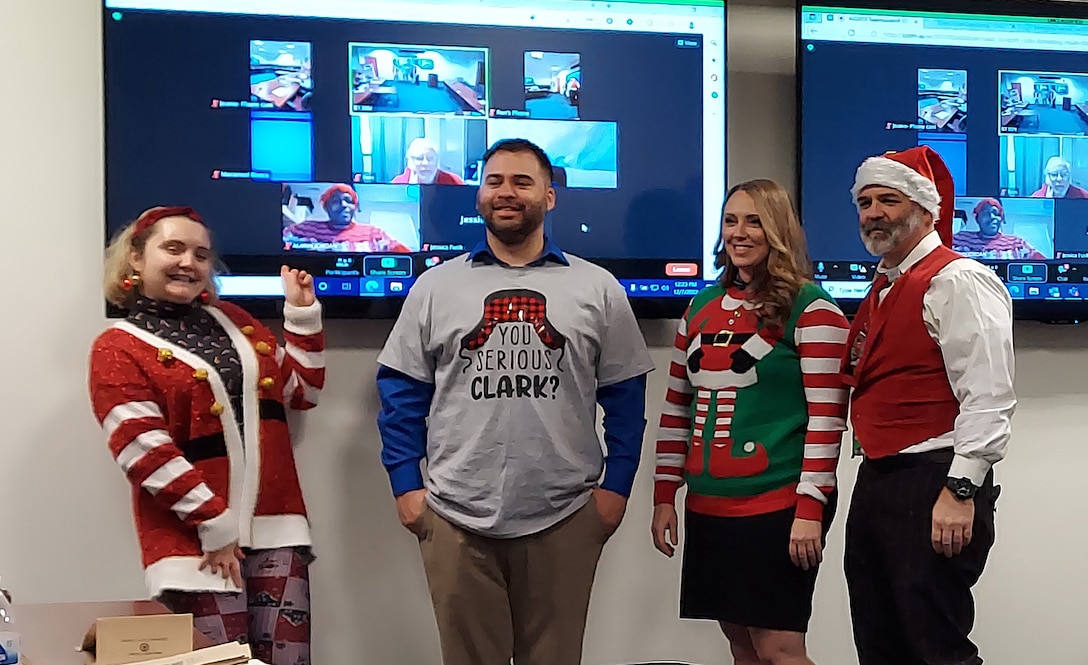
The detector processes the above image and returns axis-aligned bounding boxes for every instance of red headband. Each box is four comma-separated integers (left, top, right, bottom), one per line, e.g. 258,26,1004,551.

133,206,204,237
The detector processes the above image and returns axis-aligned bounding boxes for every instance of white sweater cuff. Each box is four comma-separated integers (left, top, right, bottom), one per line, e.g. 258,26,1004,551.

197,509,240,553
283,300,323,336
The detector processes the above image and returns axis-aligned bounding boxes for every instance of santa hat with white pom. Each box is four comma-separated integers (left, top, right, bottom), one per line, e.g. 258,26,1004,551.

850,145,956,247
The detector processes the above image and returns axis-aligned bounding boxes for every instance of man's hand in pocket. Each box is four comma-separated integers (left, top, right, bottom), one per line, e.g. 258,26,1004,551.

397,489,428,535
592,487,627,535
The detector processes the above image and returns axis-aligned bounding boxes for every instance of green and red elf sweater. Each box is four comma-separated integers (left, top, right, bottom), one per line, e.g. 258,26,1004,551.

654,281,850,522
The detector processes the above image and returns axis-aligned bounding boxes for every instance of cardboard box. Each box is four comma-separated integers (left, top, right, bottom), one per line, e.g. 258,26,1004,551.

81,615,192,665
79,615,251,665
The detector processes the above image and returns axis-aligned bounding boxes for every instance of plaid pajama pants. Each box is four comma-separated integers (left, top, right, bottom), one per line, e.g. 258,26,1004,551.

158,547,312,665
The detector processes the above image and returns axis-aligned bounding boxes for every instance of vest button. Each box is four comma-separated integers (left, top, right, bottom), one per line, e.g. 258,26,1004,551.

259,377,275,389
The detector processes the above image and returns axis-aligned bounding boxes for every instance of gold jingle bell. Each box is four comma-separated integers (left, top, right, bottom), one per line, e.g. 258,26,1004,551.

254,341,272,355
157,349,174,363
259,376,276,389
209,402,225,416
241,325,255,336
192,369,209,381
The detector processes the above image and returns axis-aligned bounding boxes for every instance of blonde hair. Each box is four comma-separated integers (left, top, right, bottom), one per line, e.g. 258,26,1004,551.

102,208,221,308
713,179,813,328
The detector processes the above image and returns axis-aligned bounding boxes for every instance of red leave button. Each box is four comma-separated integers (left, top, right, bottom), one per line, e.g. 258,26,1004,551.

665,262,698,277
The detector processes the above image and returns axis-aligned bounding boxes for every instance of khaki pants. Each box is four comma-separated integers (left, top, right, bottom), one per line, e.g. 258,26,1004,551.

416,499,609,665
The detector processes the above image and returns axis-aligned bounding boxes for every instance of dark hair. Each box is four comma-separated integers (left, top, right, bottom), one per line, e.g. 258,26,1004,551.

482,138,555,184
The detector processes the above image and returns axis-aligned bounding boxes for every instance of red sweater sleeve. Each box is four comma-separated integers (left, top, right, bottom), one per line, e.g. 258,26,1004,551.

792,298,851,522
88,338,237,552
276,302,327,411
653,311,693,506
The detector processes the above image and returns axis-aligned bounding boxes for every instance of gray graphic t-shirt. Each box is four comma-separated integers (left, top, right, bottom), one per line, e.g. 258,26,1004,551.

377,252,654,538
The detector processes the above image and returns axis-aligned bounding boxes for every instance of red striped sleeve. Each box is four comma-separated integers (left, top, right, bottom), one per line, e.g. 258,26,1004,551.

88,339,236,552
792,298,851,522
278,302,326,411
654,312,693,506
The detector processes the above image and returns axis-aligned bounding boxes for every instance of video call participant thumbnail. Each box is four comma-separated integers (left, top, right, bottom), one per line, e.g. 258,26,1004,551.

1031,156,1088,199
952,198,1045,260
392,138,466,185
283,184,412,253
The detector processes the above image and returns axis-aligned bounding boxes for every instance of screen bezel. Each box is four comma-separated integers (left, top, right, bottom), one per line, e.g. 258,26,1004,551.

795,0,1088,323
100,0,727,321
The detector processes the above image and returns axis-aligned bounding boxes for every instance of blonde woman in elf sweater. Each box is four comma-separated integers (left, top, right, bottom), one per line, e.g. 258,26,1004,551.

88,206,325,665
651,180,850,665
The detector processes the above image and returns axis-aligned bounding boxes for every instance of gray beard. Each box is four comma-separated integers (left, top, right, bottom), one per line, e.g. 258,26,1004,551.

860,209,923,257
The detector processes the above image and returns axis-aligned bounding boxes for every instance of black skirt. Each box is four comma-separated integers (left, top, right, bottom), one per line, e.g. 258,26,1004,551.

679,499,835,633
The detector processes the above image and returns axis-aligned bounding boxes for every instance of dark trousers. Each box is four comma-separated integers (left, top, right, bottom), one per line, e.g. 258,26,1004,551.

844,450,998,665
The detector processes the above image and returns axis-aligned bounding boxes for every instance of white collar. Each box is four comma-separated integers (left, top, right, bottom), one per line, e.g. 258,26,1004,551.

876,230,941,282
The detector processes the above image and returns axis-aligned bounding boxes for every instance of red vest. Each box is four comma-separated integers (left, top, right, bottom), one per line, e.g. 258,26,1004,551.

842,245,961,458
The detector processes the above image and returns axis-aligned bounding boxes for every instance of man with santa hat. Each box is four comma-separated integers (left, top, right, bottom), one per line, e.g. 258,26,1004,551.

841,145,1016,665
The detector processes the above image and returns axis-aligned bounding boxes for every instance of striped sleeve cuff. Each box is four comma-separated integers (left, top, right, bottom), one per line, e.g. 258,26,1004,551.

654,480,682,506
794,494,827,522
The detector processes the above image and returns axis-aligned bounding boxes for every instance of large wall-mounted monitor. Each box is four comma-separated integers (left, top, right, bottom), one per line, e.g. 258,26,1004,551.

799,0,1088,321
103,0,727,318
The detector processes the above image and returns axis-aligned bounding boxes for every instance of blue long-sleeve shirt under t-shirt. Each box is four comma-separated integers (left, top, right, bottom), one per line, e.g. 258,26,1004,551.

376,365,648,498
374,238,656,539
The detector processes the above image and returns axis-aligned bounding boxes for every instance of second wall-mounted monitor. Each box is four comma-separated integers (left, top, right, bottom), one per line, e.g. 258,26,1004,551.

799,0,1088,321
103,0,727,318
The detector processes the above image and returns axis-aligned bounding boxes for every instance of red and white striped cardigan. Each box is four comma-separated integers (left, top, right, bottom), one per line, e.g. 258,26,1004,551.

88,300,325,598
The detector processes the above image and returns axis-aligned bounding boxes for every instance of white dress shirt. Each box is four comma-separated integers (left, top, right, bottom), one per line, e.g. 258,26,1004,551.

873,230,1016,486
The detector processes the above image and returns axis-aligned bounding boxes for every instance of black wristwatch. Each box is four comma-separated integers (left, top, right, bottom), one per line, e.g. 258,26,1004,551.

946,477,978,500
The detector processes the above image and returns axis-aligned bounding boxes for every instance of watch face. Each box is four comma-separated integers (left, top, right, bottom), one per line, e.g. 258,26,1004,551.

949,478,974,498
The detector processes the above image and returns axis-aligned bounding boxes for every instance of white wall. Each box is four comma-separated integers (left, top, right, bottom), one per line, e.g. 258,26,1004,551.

2,1,1087,664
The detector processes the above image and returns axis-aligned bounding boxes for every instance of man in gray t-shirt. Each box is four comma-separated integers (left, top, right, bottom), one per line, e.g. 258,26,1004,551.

376,138,654,665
